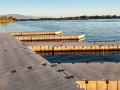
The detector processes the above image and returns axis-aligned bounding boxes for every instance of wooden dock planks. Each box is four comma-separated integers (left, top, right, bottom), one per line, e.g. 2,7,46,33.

6,31,120,90
59,63,120,81
0,33,78,90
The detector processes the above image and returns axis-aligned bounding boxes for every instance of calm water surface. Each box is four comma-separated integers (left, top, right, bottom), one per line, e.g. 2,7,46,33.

0,19,120,63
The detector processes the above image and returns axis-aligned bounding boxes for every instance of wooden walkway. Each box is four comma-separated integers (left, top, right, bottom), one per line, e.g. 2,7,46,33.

10,31,62,36
0,33,78,90
24,41,120,52
59,63,120,90
23,39,120,80
1,31,120,90
15,35,85,41
21,36,120,90
59,62,120,80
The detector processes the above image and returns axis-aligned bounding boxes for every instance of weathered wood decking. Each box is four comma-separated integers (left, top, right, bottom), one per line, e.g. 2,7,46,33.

0,33,78,90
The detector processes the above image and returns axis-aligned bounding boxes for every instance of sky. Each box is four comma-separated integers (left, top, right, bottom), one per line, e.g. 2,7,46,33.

0,0,120,17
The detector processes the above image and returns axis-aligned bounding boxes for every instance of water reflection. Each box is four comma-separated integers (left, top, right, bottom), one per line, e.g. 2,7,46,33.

36,50,120,57
41,51,120,63
21,38,85,42
0,22,9,26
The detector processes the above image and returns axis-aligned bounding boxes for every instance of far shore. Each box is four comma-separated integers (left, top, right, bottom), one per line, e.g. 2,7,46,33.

1,15,120,23
17,15,120,21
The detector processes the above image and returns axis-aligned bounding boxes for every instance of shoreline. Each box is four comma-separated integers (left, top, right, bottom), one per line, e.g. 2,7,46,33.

0,16,16,24
17,18,120,21
17,15,120,21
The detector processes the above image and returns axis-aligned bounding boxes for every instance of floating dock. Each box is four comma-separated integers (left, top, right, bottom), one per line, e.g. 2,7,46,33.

0,33,78,90
59,63,120,90
26,41,120,52
0,31,120,90
10,31,62,36
15,35,85,41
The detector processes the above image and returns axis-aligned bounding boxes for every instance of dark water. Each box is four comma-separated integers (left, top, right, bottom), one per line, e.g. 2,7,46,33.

0,19,120,63
44,53,120,63
37,51,120,63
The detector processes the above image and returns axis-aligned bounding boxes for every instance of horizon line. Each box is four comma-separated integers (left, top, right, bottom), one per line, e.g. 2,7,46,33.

0,14,120,18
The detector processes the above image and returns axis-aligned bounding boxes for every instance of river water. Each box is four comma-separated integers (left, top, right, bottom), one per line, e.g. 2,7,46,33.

0,19,120,63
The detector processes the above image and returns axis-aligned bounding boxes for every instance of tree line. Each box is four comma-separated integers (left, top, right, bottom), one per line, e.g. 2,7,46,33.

0,16,16,23
17,15,120,21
